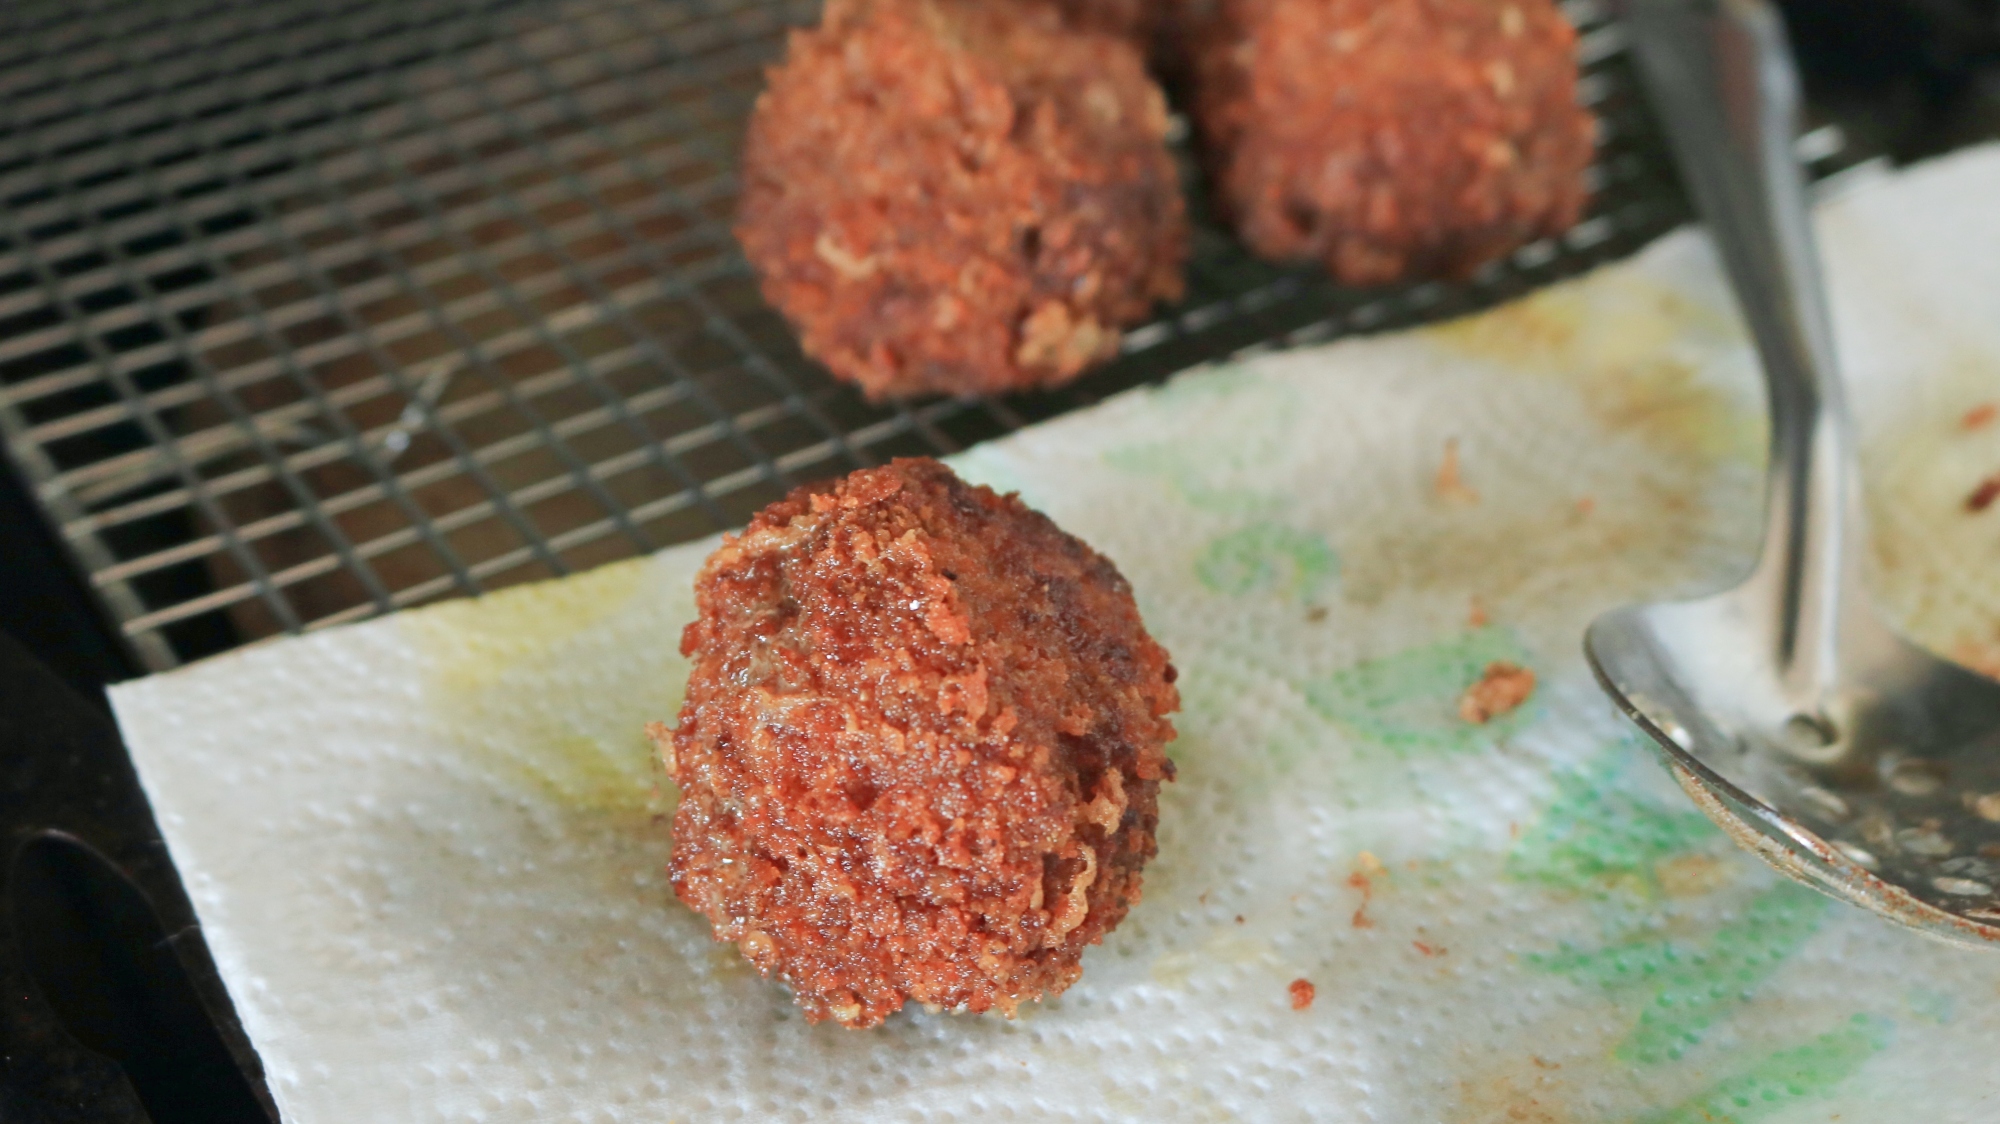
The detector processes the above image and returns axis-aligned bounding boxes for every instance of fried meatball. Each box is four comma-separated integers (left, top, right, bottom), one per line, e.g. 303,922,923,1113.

734,0,1188,400
658,458,1179,1027
1188,0,1596,285
1052,0,1152,37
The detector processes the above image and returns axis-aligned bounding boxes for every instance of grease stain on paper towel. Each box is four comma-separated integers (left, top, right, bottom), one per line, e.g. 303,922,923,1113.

1858,345,2000,659
1428,274,1759,465
403,554,690,820
1326,272,1763,610
1448,1063,1577,1124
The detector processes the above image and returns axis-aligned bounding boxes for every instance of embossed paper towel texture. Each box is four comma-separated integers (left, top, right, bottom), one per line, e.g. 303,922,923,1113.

112,147,2000,1123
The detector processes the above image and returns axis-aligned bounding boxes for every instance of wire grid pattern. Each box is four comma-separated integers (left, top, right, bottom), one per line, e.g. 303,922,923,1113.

0,0,1688,672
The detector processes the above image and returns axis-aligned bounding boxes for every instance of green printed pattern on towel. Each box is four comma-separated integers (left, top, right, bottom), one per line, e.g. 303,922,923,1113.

1195,522,1338,602
1304,627,1533,754
1507,743,1720,897
1530,883,1830,1063
1634,1015,1890,1124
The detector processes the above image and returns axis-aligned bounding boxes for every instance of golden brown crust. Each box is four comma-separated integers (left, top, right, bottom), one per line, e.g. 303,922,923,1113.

734,0,1188,400
664,458,1179,1026
1188,0,1596,285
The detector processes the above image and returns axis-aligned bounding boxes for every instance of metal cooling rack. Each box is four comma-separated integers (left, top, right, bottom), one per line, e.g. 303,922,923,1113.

0,0,1693,672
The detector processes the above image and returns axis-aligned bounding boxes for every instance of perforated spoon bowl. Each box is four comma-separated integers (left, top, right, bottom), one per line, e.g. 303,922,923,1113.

1586,0,2000,948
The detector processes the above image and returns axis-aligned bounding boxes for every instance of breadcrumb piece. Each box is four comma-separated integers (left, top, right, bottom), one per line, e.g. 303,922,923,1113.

1966,473,2000,513
1288,977,1316,1010
1346,853,1383,929
1962,402,1997,431
1434,438,1480,504
1953,640,2000,681
1459,660,1535,723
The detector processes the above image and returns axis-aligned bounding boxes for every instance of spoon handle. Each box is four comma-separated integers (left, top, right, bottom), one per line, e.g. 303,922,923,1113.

1616,0,1858,692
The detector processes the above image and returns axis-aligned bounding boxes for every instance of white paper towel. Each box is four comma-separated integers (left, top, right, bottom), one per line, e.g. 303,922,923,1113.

112,146,2000,1124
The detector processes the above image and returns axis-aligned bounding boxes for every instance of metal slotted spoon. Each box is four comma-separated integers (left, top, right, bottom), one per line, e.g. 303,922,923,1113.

1585,0,2000,948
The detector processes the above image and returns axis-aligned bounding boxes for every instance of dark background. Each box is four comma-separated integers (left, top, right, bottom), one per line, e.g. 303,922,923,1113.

3,1,1999,1120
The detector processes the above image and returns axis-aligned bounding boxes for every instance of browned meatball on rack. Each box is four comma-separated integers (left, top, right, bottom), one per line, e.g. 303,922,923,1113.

734,0,1188,400
655,458,1180,1027
1188,0,1597,285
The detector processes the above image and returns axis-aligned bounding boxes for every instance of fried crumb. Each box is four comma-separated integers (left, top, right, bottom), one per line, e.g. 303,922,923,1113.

1459,660,1535,723
1235,914,1245,924
1435,438,1480,504
1951,639,2000,680
1288,977,1316,1010
1962,402,1998,431
1347,871,1375,928
1347,851,1386,929
1412,940,1445,957
1653,852,1733,897
1574,495,1595,516
1974,793,2000,823
1467,596,1488,629
1967,473,2000,513
1306,604,1330,623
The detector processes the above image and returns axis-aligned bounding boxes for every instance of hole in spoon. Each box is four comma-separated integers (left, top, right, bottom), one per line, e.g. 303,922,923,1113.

1797,786,1850,821
1943,857,1995,881
1972,793,2000,822
1898,827,1955,857
1832,841,1879,871
1884,757,1949,797
1779,712,1839,758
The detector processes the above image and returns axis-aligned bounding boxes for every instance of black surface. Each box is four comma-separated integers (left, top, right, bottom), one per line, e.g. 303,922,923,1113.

11,835,272,1124
0,630,275,1123
0,466,137,710
1779,0,2000,159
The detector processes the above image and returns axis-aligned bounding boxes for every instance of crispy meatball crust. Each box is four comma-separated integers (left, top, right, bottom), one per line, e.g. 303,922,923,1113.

1052,0,1152,37
660,459,1179,1027
735,0,1188,400
1189,0,1596,285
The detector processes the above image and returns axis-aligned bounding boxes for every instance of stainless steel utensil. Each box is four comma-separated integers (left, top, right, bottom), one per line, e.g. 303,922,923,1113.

1587,0,2000,948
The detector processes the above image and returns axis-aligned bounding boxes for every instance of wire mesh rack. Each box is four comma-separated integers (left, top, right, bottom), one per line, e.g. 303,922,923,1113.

0,0,1693,673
